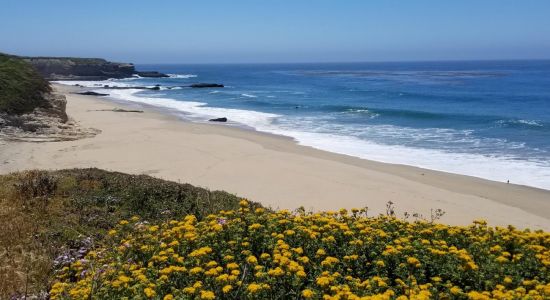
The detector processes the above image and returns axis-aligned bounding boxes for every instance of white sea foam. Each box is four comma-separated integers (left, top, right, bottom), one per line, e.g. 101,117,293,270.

259,128,550,190
496,119,544,127
516,119,543,127
241,93,257,98
105,89,279,129
167,74,198,79
59,81,550,190
54,80,136,88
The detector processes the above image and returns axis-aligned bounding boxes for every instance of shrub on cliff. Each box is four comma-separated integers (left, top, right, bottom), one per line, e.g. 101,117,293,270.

0,53,51,114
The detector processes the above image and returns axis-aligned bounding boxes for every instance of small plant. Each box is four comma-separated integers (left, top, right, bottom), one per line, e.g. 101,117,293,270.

14,170,57,207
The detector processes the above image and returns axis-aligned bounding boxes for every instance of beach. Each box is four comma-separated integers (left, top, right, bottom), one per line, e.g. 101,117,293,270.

1,83,549,230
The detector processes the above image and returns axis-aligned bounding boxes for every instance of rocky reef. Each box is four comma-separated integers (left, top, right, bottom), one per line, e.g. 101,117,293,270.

22,56,168,80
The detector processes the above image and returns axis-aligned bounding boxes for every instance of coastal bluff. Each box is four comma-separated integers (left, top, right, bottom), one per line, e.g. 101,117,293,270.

0,53,99,141
22,56,168,80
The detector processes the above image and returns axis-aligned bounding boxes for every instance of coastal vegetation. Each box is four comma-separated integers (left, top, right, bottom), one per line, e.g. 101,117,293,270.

0,169,244,298
0,53,51,114
49,200,550,299
1,169,549,299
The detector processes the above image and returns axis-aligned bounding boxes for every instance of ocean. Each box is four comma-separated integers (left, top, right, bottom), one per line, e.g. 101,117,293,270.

58,60,550,190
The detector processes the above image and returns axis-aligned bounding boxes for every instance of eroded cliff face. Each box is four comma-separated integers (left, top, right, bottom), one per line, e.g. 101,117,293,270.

0,54,99,142
23,57,136,80
0,92,100,142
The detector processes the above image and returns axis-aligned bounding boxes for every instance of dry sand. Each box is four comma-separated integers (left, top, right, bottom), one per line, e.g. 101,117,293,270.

1,84,549,230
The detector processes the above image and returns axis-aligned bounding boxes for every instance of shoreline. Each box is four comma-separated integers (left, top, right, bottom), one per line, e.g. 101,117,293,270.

1,83,550,230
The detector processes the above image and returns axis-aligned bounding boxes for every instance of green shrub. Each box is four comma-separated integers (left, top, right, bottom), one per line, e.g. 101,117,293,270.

0,168,246,298
0,53,51,114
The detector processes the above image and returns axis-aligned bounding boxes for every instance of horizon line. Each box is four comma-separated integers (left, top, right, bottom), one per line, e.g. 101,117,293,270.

133,57,550,65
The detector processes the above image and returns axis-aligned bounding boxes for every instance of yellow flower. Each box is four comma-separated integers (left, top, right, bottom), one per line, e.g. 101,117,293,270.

190,267,204,274
321,256,339,267
247,283,262,293
465,261,478,271
375,260,385,267
144,287,156,298
316,276,331,287
495,256,508,263
407,256,421,267
267,267,284,277
249,223,263,230
302,289,314,298
239,199,249,207
246,255,258,264
467,291,490,300
163,294,174,300
200,290,216,300
226,262,239,269
450,286,462,295
189,246,213,257
222,285,233,293
118,275,131,283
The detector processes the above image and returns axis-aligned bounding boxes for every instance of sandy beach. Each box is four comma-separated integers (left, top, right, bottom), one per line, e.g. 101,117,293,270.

1,84,549,230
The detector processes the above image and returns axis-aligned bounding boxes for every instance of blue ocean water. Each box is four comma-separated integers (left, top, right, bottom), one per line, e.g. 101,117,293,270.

60,61,550,189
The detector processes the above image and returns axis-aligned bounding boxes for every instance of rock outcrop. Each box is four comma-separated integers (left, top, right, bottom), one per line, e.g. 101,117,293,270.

76,91,109,96
0,92,100,142
136,71,169,78
22,56,168,80
190,83,224,88
209,117,228,122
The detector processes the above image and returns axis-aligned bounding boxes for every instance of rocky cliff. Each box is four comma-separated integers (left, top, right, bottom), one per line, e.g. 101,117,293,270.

0,53,98,141
22,56,168,80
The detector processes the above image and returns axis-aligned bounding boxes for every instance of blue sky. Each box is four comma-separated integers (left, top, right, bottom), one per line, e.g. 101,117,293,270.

1,0,549,63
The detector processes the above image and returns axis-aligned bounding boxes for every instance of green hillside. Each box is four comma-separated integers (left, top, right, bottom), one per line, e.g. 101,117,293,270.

0,53,51,114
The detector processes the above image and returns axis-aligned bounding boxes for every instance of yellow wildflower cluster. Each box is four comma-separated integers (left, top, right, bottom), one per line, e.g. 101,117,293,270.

51,201,550,299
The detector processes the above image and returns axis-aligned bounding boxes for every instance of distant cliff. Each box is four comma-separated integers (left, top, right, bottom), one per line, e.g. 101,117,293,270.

22,56,167,80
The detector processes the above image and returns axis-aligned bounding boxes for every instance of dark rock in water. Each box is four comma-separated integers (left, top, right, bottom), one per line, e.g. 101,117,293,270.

136,71,169,78
151,85,161,90
190,83,224,88
209,117,227,122
76,91,109,96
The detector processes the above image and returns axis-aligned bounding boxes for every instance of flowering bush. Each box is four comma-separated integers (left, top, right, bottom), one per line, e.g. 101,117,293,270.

51,200,550,299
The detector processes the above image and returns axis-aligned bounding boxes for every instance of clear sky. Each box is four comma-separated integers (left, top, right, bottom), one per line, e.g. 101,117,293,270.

1,0,549,63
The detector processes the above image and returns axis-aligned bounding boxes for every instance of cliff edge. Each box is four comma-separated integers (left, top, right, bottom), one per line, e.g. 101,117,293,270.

22,56,167,80
0,53,98,141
